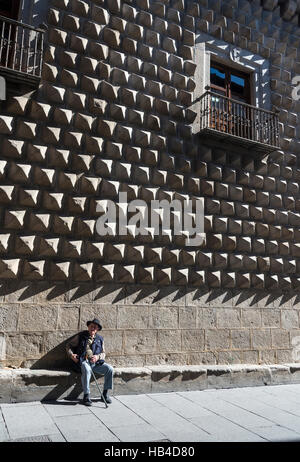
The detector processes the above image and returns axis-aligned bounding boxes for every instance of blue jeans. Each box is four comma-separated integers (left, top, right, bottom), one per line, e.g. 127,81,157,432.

81,360,114,395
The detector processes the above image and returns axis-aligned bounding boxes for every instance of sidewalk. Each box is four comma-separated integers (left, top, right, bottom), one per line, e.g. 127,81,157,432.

1,384,300,442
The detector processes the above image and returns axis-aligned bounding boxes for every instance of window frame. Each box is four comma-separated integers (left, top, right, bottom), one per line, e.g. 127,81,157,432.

0,0,21,20
192,34,272,136
210,60,252,105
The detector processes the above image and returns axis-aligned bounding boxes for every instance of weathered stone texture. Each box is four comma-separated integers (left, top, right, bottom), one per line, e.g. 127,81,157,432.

0,285,300,368
0,0,299,368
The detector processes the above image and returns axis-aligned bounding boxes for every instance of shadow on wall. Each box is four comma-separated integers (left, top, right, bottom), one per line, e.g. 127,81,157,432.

1,279,299,402
1,279,298,366
22,334,84,401
30,334,77,371
17,334,106,402
1,279,295,306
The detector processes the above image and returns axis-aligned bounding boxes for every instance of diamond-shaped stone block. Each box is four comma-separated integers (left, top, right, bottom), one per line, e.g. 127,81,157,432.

0,259,20,278
23,260,45,280
50,261,70,280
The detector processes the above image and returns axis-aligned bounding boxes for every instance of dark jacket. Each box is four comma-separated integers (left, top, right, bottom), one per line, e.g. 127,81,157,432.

66,330,105,373
76,330,104,363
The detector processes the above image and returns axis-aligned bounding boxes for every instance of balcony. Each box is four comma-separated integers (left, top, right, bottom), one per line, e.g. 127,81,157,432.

199,91,280,154
0,15,45,95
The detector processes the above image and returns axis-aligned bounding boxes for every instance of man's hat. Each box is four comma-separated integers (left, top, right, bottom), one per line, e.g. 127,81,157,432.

86,318,102,331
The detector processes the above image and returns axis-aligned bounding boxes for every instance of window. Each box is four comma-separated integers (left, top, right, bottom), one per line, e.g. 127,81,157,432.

210,62,251,104
194,36,280,153
0,1,21,70
0,0,44,89
209,61,252,138
0,0,20,20
197,59,279,151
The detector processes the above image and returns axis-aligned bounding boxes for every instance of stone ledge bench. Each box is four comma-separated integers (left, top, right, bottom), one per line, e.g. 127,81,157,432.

1,364,300,403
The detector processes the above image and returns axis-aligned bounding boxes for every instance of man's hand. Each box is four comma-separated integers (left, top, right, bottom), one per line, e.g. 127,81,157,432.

90,355,98,364
71,353,79,363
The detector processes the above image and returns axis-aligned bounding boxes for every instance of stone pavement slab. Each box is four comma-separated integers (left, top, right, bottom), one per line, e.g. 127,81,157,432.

43,400,90,418
132,409,209,441
259,394,300,416
248,425,300,442
89,399,146,427
8,433,66,442
116,393,165,411
225,391,300,417
267,390,300,407
119,399,193,428
1,384,300,442
0,410,9,441
178,390,274,428
189,414,266,442
206,388,300,434
52,413,119,442
109,394,216,442
148,392,216,418
46,433,66,442
107,423,165,442
161,429,215,443
9,435,53,442
1,402,59,440
259,386,300,407
282,384,300,396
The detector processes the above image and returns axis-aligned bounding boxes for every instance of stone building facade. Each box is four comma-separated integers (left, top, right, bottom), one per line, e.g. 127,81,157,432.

0,0,300,370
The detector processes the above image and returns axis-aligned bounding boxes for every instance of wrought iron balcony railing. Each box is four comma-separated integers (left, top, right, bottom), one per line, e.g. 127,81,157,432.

0,15,44,81
199,91,280,153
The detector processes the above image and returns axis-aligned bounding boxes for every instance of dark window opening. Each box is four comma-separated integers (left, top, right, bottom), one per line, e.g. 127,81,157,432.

210,67,226,89
0,0,44,88
209,61,252,137
0,0,20,20
210,61,251,104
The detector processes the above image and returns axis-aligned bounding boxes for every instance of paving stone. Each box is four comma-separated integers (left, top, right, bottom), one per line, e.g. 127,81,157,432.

189,415,266,442
0,410,9,441
89,399,146,427
223,395,300,432
2,385,300,442
127,398,203,437
279,385,300,396
42,400,90,417
9,435,52,442
177,391,273,428
250,388,300,417
108,423,165,442
149,392,214,418
53,413,119,442
1,403,58,440
48,432,66,442
115,394,164,411
248,425,300,442
165,429,215,442
145,415,210,441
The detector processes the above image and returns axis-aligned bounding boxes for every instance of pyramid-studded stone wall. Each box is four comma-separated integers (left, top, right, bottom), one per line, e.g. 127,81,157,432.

0,0,300,369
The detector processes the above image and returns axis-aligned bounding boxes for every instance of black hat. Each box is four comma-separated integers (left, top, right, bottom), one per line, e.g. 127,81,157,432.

86,318,102,331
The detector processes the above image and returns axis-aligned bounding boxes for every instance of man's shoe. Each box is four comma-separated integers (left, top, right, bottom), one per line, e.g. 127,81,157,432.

83,394,93,406
101,390,112,404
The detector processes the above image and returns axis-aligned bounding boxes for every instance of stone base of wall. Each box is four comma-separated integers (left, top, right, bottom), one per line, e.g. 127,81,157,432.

1,363,300,403
2,283,300,369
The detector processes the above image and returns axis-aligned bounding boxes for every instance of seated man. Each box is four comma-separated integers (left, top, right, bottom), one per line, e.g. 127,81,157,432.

66,317,113,406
